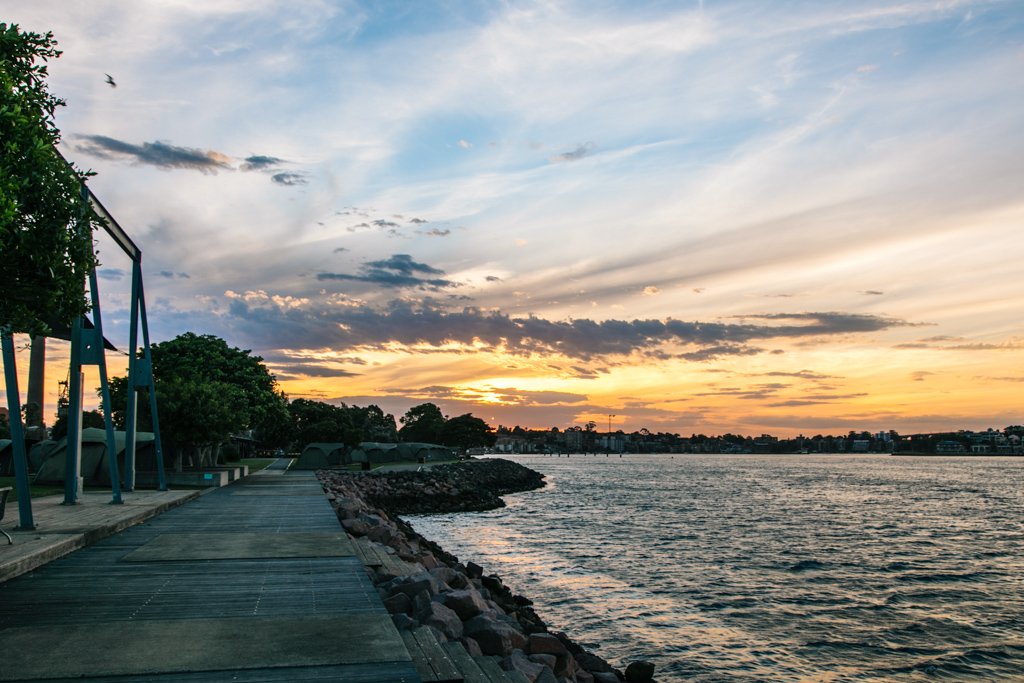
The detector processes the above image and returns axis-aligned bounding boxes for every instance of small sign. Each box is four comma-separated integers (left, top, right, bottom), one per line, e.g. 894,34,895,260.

204,473,213,480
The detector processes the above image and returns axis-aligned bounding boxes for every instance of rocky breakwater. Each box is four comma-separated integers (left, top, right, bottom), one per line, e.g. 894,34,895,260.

319,458,649,683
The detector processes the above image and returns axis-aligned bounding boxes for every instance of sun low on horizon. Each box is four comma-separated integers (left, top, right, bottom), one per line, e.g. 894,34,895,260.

1,0,1022,438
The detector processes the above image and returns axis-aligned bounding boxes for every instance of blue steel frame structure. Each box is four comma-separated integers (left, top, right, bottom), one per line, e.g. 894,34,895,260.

1,178,165,530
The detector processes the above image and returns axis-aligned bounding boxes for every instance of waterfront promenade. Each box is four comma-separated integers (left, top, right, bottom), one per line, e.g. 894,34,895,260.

0,465,419,681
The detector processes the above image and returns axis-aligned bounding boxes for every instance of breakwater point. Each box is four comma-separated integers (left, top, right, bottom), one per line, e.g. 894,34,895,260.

319,458,654,683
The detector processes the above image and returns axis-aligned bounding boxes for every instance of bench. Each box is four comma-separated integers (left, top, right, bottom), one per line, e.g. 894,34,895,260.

0,486,12,544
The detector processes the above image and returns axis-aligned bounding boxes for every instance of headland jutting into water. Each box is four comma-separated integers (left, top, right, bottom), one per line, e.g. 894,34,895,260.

318,458,655,683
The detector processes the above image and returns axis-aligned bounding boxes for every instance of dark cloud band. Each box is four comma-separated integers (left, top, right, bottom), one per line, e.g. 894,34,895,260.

224,294,913,361
75,135,232,173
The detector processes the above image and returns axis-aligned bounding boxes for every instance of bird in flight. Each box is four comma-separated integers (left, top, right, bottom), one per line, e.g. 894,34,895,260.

104,73,117,88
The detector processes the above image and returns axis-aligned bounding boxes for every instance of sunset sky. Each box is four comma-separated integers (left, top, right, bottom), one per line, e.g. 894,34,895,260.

2,0,1022,437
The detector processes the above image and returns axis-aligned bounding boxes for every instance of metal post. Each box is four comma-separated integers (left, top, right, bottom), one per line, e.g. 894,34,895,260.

88,269,123,504
124,262,141,491
1,329,35,529
26,335,45,428
64,319,84,505
137,275,166,491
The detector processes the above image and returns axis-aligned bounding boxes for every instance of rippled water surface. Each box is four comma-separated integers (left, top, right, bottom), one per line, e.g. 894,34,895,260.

408,454,1024,681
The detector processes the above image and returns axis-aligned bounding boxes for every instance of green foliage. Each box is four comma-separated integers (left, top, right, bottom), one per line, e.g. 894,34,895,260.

0,410,10,439
155,377,246,450
220,441,240,462
252,391,293,448
105,375,135,430
350,404,398,442
398,402,446,443
439,413,495,450
0,23,99,334
288,398,359,448
149,333,282,431
50,409,105,440
106,333,289,456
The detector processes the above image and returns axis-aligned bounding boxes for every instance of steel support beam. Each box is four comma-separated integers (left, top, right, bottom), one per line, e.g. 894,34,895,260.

88,268,123,504
1,330,35,529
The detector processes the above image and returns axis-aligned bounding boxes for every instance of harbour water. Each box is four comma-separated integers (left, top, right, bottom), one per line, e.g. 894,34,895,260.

408,454,1024,681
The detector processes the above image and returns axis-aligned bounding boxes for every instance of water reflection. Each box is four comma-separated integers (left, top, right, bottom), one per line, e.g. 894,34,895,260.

408,455,1024,681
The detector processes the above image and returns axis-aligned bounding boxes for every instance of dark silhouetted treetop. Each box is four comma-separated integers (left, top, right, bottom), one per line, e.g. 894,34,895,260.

398,402,446,443
439,413,496,450
288,398,360,448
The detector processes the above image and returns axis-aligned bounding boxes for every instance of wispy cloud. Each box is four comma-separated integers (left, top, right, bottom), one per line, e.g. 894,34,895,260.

75,135,233,173
271,172,308,186
550,142,595,163
240,155,285,171
316,254,460,290
98,268,127,281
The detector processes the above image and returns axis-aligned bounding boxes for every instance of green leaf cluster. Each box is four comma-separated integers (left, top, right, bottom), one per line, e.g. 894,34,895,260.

1,24,99,334
107,333,288,453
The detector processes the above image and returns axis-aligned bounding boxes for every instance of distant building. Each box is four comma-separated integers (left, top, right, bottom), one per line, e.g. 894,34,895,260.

936,440,966,454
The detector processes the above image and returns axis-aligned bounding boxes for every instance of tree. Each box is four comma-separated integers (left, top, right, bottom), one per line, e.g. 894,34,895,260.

1,24,99,334
398,403,445,443
439,413,495,451
351,404,398,442
0,411,10,440
107,333,289,466
50,409,105,440
252,392,293,450
148,333,283,433
288,399,359,448
156,378,247,470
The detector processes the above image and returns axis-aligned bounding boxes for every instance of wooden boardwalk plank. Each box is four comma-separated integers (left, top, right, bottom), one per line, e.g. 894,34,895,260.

0,471,422,682
411,626,462,682
473,657,513,683
442,642,490,683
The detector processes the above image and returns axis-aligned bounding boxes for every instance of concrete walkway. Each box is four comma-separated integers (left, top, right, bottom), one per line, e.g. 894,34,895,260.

0,468,420,682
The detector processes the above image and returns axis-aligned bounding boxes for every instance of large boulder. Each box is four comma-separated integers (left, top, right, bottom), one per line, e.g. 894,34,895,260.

528,632,575,678
625,661,655,683
419,601,463,641
442,588,489,620
502,650,546,683
464,613,527,656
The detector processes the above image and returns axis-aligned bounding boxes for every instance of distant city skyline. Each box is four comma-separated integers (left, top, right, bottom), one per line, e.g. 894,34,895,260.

1,1,1022,437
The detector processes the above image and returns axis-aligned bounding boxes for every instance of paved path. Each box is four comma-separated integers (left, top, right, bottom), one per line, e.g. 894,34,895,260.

0,468,419,682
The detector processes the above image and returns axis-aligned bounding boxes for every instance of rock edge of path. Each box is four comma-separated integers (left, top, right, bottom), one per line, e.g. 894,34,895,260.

319,458,633,683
